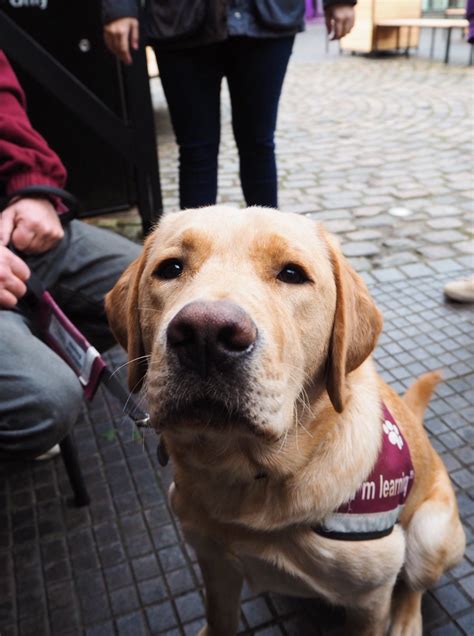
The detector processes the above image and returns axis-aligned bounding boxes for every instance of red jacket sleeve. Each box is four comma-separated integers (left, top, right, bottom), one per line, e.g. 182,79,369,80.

0,50,67,195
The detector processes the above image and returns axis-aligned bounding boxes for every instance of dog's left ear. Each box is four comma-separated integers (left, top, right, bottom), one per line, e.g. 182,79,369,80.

105,240,150,392
325,235,383,413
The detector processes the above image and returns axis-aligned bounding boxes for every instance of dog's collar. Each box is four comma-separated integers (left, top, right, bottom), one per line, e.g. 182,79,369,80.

313,402,415,541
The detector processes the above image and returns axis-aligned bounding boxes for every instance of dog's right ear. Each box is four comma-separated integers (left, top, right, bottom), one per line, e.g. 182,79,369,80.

324,233,383,413
105,247,149,392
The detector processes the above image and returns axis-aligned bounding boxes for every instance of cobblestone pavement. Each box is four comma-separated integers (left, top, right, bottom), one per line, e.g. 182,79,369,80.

2,26,473,636
144,26,474,274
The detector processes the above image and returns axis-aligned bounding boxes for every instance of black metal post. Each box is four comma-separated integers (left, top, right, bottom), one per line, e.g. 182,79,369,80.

405,27,412,57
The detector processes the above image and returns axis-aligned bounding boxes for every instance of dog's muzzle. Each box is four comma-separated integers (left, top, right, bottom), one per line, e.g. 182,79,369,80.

166,300,257,378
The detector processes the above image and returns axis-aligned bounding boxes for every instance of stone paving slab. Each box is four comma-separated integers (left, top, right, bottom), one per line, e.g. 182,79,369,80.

1,265,472,636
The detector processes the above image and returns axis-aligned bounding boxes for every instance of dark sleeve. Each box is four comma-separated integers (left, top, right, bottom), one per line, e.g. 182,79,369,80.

322,0,357,7
467,0,474,19
0,51,67,195
102,0,140,24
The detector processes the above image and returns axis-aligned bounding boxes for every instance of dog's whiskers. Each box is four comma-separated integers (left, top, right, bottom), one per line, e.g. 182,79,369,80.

121,373,148,421
296,386,315,423
111,354,151,378
280,361,313,386
277,429,289,455
297,419,314,439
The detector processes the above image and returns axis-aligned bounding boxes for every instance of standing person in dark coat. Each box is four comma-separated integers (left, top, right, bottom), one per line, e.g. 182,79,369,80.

102,0,356,210
467,0,474,44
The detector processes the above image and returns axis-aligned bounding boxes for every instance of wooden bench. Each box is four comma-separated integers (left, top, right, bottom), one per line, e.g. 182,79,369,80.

444,8,466,18
375,18,469,63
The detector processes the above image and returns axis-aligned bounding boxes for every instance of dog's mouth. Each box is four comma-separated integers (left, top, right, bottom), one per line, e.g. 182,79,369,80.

155,395,266,437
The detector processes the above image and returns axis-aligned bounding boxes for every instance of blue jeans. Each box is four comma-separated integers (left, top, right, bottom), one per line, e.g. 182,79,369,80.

0,222,140,459
154,36,295,209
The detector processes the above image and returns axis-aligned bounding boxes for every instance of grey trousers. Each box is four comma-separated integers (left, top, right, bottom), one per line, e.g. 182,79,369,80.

0,221,141,459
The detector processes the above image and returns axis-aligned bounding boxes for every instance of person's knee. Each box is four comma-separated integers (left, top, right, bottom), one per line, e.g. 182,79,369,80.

236,136,275,156
0,312,85,458
43,369,84,436
1,366,83,459
29,365,83,455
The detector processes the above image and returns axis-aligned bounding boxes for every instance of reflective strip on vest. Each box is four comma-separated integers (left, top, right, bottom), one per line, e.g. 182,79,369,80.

315,403,415,541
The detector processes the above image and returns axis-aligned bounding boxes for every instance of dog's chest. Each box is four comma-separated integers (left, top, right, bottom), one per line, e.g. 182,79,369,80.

235,524,406,605
235,531,352,601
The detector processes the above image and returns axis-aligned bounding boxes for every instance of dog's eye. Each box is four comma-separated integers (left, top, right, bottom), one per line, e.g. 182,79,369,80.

154,258,184,280
277,264,309,285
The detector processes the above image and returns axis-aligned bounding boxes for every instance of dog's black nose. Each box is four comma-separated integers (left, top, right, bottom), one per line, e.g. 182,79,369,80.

167,300,257,377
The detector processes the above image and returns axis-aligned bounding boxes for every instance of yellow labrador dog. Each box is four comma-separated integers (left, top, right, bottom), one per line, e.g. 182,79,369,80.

106,206,465,636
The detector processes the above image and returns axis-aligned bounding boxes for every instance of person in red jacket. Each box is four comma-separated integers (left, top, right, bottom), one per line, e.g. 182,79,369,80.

0,51,140,459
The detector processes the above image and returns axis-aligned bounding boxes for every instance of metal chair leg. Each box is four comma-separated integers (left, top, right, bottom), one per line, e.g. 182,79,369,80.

405,26,411,57
445,28,452,64
59,435,90,507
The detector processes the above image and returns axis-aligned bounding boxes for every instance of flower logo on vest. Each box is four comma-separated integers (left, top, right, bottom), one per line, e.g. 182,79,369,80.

383,420,404,450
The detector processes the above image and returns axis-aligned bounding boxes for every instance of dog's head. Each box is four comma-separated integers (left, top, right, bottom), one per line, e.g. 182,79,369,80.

106,206,382,442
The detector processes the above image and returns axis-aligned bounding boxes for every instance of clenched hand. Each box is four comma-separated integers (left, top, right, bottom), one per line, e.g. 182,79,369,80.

0,197,64,254
104,18,140,65
325,5,355,41
0,246,30,308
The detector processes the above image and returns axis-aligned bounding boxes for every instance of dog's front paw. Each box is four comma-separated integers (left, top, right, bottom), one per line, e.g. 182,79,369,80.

390,606,422,636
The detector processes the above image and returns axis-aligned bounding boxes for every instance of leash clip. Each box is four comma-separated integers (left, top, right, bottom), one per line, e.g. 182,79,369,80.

135,415,152,429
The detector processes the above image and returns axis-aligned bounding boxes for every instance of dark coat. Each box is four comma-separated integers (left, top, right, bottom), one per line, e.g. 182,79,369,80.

102,0,356,48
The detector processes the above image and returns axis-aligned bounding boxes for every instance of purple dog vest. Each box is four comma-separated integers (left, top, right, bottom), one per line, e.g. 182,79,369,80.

315,404,415,541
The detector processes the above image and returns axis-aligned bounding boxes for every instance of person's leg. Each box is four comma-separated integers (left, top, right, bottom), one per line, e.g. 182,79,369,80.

225,36,295,208
0,223,139,458
154,43,224,209
42,221,141,351
0,310,83,460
